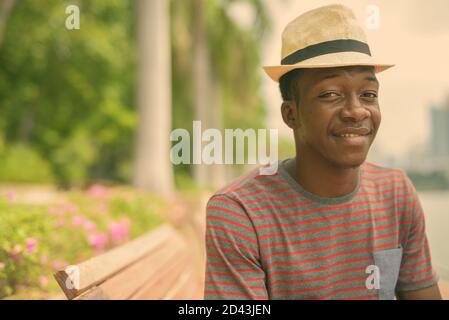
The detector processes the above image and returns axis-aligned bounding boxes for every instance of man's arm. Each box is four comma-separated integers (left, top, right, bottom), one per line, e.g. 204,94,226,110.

396,284,442,300
395,172,441,299
204,194,268,300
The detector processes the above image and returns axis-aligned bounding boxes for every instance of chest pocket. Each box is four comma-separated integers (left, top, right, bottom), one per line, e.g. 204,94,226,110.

372,247,403,300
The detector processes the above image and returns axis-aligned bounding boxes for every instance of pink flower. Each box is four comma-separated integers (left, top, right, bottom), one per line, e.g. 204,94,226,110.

55,217,66,227
11,244,22,263
88,233,108,252
87,184,109,198
0,262,5,270
52,202,78,215
83,220,97,233
93,202,108,215
72,215,87,227
25,238,38,254
39,275,49,288
5,191,16,202
67,203,78,213
108,218,130,245
52,260,68,271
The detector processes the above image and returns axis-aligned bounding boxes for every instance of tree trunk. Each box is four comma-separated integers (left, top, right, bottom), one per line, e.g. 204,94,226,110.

0,0,16,48
192,0,225,189
208,72,226,188
133,0,174,197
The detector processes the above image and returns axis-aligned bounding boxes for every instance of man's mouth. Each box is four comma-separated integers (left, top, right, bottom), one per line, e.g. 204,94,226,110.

331,127,372,138
333,133,371,138
330,127,373,146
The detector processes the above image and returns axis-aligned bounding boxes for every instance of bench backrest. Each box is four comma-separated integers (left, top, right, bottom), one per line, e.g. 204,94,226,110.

53,224,202,300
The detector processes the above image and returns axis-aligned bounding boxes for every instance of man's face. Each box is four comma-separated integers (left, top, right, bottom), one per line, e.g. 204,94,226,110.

289,66,381,168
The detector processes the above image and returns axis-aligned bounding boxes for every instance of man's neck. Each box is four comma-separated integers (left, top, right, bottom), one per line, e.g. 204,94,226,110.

286,155,361,198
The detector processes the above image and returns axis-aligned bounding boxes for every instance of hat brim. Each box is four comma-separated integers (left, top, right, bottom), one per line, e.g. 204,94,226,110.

263,51,395,82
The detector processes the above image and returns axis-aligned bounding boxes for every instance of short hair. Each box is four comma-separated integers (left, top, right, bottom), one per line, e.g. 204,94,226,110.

279,69,301,104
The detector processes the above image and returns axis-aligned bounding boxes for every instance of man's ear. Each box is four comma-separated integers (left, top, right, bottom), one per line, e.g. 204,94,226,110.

281,101,300,129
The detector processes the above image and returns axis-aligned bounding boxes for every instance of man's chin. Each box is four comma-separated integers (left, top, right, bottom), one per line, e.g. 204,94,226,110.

332,154,367,169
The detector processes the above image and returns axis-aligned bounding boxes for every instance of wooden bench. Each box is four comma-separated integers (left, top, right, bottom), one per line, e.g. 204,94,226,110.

53,224,203,300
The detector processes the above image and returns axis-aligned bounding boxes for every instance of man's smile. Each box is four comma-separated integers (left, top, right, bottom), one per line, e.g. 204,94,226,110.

331,134,370,146
331,126,372,137
330,126,373,146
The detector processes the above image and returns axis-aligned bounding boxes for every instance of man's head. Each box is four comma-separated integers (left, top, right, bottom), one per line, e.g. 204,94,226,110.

265,4,393,170
280,66,381,169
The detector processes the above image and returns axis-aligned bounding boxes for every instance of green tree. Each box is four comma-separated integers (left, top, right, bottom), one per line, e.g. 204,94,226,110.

170,0,271,188
0,0,270,189
0,0,17,47
0,0,136,187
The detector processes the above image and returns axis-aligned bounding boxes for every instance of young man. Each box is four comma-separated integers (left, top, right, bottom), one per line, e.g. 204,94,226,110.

204,4,441,300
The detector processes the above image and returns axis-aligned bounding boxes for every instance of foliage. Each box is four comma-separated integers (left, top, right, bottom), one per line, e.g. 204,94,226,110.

0,185,164,299
0,0,270,186
0,0,136,187
171,0,270,129
0,143,54,183
170,0,271,179
207,0,270,130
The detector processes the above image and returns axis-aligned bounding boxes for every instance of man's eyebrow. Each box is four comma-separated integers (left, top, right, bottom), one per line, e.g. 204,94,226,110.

365,75,379,84
317,73,340,81
316,73,379,84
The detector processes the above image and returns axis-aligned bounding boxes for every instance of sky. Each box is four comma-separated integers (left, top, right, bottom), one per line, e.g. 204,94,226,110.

242,0,449,163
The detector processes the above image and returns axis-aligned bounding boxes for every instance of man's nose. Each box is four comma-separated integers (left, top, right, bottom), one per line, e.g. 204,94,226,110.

340,94,370,122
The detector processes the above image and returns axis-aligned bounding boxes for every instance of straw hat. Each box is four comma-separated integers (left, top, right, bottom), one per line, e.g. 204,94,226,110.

263,4,394,82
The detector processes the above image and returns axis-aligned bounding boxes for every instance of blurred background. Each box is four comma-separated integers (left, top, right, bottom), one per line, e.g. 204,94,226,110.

0,0,447,299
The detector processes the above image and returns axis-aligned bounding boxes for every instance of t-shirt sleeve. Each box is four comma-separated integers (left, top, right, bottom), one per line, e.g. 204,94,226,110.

395,172,439,292
204,194,269,300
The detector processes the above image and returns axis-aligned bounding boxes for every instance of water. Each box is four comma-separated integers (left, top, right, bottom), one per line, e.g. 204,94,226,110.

419,191,449,281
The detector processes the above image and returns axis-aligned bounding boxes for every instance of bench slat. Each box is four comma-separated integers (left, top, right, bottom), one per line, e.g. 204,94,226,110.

54,224,175,300
73,286,109,300
163,262,200,300
76,233,187,300
129,250,191,299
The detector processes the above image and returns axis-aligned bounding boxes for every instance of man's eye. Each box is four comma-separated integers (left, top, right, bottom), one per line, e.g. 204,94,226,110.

319,92,339,98
362,92,378,99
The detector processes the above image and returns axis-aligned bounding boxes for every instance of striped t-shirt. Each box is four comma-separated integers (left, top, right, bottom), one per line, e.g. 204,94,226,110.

204,159,439,300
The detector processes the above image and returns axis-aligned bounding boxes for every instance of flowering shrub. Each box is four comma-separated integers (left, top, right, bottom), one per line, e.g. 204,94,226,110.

0,185,166,299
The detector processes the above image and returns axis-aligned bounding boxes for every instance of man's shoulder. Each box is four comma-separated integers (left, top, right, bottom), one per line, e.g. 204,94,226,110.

361,162,413,189
205,165,284,228
361,162,406,178
207,162,414,205
210,164,286,203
